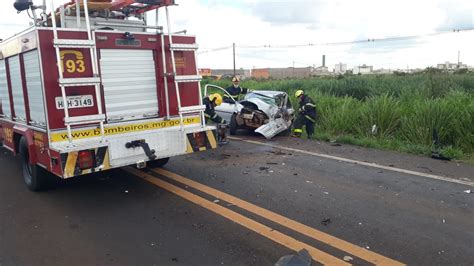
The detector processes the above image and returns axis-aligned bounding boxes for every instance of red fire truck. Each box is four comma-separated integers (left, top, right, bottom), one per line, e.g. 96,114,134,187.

0,0,218,191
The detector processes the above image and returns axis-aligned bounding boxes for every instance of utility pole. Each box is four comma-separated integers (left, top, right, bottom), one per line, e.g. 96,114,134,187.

233,43,236,77
458,50,460,68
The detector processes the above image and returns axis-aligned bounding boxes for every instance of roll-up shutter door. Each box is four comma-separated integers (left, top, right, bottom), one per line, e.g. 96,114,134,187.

23,50,46,127
100,49,159,122
0,60,11,118
8,55,26,123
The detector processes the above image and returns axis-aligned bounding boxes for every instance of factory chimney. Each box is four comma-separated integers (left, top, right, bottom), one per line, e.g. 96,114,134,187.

322,55,326,67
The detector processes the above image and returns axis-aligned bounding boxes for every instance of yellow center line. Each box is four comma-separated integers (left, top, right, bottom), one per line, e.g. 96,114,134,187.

124,167,349,266
151,168,405,266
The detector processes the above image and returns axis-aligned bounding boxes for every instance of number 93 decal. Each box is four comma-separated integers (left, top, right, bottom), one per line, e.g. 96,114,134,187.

59,50,86,73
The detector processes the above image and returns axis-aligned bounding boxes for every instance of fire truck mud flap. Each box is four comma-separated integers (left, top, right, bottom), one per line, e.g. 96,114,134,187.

185,129,218,153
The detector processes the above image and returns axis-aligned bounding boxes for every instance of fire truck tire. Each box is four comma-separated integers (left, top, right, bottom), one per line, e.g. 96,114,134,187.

19,137,50,191
229,114,238,135
147,157,170,168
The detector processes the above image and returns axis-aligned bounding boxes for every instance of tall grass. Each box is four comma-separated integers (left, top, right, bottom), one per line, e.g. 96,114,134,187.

202,72,474,159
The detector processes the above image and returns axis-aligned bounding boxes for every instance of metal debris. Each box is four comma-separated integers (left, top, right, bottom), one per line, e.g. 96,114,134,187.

275,249,311,266
321,218,331,226
343,256,354,262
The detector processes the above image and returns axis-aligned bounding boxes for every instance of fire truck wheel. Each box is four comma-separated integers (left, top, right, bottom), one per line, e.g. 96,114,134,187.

19,137,50,191
147,157,170,168
229,114,238,135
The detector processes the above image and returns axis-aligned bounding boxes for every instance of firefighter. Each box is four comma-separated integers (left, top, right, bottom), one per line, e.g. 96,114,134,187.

204,93,226,124
203,93,228,144
292,90,317,138
224,76,248,103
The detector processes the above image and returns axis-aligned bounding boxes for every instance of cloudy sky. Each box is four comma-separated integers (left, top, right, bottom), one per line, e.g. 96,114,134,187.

1,0,473,70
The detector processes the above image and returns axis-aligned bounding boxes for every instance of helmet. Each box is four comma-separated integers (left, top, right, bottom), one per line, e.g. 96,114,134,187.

209,93,223,106
295,90,304,98
232,76,240,83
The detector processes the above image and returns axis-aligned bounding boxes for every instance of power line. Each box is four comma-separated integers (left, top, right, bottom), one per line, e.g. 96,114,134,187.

200,27,474,53
198,45,233,54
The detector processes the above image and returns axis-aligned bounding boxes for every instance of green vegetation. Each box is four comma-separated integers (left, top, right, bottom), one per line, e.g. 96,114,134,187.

202,72,474,161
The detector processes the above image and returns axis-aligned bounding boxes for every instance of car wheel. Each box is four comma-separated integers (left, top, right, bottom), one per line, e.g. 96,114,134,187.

230,113,238,135
19,137,51,191
147,157,170,168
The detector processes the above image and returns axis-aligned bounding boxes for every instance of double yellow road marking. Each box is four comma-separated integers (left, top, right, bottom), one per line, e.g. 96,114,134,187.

124,167,405,265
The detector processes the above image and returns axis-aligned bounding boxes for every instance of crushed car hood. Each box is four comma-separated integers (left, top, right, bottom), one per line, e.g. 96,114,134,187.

239,97,279,118
240,93,293,139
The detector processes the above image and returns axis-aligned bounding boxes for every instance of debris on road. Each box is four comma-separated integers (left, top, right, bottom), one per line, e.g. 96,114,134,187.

431,151,451,161
442,219,446,224
259,166,270,171
305,180,313,184
321,218,331,226
213,199,220,203
269,150,288,156
293,173,298,176
464,190,472,194
124,190,129,194
323,191,329,195
266,162,278,165
343,256,354,262
330,140,342,146
275,249,311,266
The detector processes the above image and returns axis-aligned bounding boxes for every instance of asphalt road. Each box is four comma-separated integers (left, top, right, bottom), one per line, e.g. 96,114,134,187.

0,136,473,265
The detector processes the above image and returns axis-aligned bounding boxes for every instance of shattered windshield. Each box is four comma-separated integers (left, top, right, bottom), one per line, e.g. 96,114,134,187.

245,92,282,106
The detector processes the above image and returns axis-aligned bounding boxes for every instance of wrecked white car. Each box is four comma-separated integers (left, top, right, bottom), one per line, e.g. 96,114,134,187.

204,84,294,139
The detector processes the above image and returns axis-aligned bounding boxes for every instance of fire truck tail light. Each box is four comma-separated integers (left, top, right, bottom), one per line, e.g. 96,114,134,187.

78,150,94,170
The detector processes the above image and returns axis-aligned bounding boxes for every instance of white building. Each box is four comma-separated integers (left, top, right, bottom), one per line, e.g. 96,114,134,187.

353,64,373,75
437,61,467,71
334,63,347,74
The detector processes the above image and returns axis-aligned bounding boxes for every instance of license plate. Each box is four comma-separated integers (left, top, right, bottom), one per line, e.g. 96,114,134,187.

55,95,94,109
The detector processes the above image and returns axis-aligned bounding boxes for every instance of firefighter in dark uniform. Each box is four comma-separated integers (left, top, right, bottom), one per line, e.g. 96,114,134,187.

203,93,226,124
293,90,317,138
203,93,228,144
224,76,248,103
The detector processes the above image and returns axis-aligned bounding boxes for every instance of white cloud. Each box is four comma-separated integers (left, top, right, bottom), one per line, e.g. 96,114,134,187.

1,0,473,70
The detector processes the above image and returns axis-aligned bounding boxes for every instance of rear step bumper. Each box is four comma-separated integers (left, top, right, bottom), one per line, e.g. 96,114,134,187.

53,124,217,178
